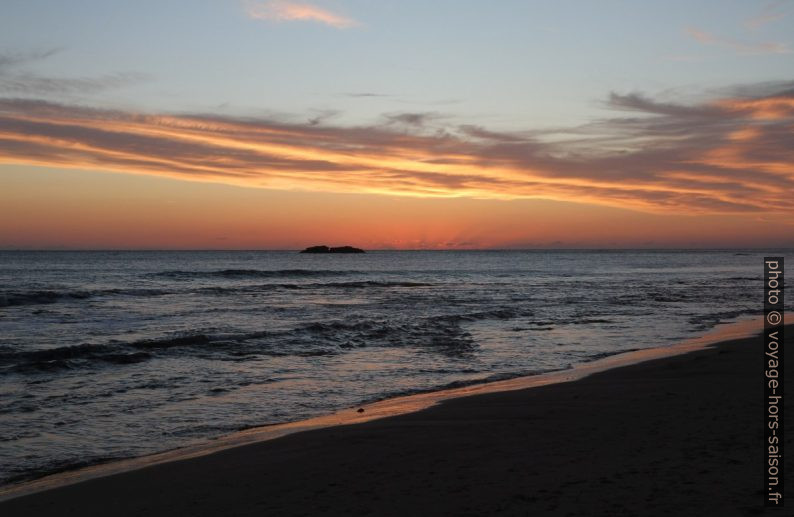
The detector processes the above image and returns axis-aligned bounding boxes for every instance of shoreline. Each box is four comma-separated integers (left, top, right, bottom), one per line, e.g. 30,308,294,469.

0,316,765,504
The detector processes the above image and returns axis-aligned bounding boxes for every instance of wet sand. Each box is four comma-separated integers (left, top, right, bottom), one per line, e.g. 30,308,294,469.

2,324,790,516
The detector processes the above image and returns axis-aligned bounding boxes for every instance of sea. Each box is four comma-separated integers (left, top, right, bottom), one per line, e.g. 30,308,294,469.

0,249,790,486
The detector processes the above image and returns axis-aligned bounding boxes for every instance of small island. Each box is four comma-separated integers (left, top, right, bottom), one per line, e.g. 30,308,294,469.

300,245,366,254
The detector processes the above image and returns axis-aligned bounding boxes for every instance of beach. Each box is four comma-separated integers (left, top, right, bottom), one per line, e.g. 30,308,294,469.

2,0,793,514
2,324,789,516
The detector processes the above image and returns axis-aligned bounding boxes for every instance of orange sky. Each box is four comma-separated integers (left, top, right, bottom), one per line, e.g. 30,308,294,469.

1,93,792,215
0,87,793,249
1,3,793,249
1,165,790,249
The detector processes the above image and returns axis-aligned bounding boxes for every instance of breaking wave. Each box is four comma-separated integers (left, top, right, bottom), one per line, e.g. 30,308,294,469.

1,306,531,373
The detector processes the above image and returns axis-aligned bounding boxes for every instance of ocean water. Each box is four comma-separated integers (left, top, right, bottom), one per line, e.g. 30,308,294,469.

0,249,790,485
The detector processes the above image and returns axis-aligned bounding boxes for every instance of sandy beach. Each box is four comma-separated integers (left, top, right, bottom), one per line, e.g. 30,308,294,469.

0,323,788,516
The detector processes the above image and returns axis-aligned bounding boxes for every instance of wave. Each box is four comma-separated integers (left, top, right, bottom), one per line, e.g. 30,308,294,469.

1,328,320,373
430,307,527,323
569,318,614,325
152,269,353,280
0,280,430,309
688,308,759,329
0,344,152,373
358,367,570,405
4,300,626,374
320,281,432,288
128,331,273,350
0,288,172,308
0,290,93,308
2,307,506,372
197,280,433,295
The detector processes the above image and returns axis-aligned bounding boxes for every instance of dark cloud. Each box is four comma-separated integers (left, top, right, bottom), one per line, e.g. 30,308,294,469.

716,80,794,99
383,112,443,127
307,109,340,126
605,92,725,119
458,125,534,143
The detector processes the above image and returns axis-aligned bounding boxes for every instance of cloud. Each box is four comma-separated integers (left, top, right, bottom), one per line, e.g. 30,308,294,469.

0,49,61,71
0,72,147,96
307,108,340,126
383,112,443,127
244,1,358,28
685,27,791,55
746,11,786,30
0,82,792,215
0,48,147,97
717,80,794,99
745,2,787,30
342,92,391,98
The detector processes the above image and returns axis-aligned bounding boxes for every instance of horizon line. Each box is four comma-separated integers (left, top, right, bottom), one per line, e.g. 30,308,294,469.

1,247,792,252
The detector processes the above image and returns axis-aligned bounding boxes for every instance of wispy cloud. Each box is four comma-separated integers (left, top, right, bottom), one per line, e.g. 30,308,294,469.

383,112,443,127
0,72,147,96
0,82,792,215
0,48,147,97
0,49,61,71
244,1,358,28
745,2,787,30
685,27,791,55
306,108,340,126
342,92,392,98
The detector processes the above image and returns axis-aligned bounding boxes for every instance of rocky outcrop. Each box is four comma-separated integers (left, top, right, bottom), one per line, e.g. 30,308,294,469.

299,245,365,254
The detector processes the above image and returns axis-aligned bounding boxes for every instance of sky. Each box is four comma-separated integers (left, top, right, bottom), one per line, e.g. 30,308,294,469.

1,0,793,249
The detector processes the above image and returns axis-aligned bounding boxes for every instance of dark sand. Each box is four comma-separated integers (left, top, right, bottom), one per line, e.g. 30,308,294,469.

3,326,790,516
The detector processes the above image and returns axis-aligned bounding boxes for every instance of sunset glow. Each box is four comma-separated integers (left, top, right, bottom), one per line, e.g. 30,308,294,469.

1,1,793,248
